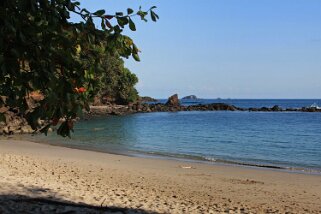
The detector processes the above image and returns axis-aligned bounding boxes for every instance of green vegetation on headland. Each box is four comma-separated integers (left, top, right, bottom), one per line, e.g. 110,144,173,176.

0,0,158,137
96,53,139,105
182,95,198,100
139,96,158,102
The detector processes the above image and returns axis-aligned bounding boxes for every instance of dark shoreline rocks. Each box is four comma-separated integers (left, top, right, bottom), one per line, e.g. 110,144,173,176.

0,108,34,135
2,94,321,135
1,102,321,135
165,94,180,107
85,103,321,117
85,95,321,116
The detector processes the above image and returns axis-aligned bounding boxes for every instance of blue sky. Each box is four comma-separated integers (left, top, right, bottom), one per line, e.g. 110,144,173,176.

74,0,321,98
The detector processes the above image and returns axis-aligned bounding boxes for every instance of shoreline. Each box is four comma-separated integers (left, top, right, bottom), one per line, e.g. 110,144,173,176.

1,100,320,135
5,134,321,176
1,139,321,213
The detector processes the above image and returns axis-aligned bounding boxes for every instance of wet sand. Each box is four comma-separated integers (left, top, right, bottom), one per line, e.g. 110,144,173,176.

0,140,321,213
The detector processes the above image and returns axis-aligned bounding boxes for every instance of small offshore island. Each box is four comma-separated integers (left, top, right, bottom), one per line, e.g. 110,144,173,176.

182,95,198,100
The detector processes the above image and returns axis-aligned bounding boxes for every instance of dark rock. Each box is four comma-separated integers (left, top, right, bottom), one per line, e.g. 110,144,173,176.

169,107,178,112
210,103,236,111
271,105,282,111
260,107,270,111
303,107,320,112
136,103,142,111
0,109,35,135
165,94,180,107
286,108,295,111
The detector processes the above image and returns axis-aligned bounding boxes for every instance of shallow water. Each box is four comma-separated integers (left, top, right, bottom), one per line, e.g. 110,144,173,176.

26,99,321,173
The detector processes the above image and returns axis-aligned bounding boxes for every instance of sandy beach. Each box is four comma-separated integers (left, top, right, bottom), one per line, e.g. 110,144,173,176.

0,140,320,213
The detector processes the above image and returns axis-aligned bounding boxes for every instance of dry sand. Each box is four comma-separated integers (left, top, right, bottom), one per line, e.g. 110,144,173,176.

0,139,320,213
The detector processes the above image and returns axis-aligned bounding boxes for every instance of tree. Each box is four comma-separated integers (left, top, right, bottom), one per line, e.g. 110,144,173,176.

98,54,139,105
0,0,158,137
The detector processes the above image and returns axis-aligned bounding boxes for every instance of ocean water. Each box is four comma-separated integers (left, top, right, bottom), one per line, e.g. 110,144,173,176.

26,99,321,173
149,98,321,109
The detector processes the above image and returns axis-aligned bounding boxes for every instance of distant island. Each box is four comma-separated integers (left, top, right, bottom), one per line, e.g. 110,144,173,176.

182,95,198,100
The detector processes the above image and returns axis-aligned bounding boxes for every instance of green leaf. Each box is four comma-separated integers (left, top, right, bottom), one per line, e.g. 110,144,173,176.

84,103,90,112
66,1,74,11
154,12,159,19
132,53,140,62
117,17,128,28
40,123,51,136
132,44,139,54
127,8,134,15
26,107,43,130
129,18,136,31
101,19,106,30
18,32,26,43
81,8,90,14
57,121,70,138
94,9,105,16
115,12,123,16
113,25,122,33
150,11,159,22
75,105,83,117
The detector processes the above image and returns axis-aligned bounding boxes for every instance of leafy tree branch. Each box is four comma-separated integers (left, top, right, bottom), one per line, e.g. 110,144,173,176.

0,0,158,137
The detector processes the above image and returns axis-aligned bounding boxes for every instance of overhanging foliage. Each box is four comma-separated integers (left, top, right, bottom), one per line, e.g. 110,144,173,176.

0,0,158,137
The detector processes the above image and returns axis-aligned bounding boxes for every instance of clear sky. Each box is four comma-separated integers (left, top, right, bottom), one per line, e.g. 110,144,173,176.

73,0,321,99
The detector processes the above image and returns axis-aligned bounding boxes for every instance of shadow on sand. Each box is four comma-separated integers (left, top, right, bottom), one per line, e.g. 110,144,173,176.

0,186,157,214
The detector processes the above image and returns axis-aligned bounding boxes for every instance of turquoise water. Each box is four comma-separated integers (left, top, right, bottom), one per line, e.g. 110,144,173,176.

27,99,321,173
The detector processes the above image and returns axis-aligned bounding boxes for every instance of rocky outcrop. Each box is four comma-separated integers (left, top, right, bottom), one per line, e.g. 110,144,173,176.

182,95,198,100
0,93,45,135
165,94,180,107
85,102,321,117
148,103,241,112
0,108,34,135
2,93,321,134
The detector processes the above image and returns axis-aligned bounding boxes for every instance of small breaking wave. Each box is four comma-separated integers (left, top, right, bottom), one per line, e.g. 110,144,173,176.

134,151,321,174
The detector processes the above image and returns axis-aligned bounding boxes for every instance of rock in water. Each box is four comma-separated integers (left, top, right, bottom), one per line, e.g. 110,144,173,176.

271,105,282,111
166,94,180,107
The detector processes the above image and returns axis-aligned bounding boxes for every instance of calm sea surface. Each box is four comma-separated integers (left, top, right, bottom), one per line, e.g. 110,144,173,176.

26,99,321,173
